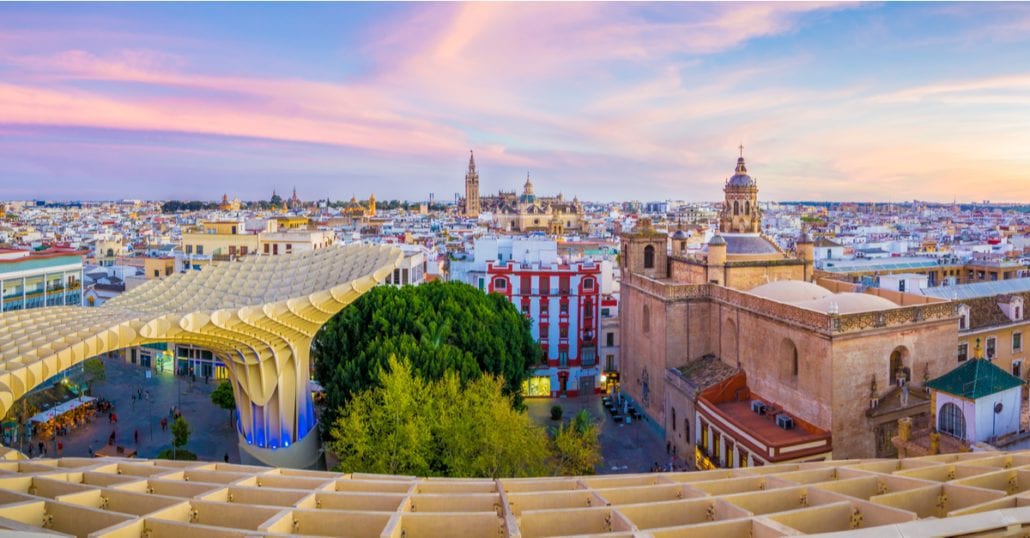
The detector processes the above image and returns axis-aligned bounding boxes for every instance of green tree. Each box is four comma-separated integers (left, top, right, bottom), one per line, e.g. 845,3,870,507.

330,356,551,478
210,381,236,425
171,415,191,451
313,281,540,427
552,410,602,476
83,357,106,383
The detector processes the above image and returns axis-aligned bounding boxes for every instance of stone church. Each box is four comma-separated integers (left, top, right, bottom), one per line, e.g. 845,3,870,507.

461,152,585,234
619,150,959,466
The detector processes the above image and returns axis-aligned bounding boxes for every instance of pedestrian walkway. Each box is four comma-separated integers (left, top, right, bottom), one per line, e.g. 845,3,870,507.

22,357,240,463
526,395,669,474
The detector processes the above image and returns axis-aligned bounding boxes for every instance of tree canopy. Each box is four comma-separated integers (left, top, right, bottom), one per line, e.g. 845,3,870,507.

330,357,598,478
313,281,540,426
211,381,235,424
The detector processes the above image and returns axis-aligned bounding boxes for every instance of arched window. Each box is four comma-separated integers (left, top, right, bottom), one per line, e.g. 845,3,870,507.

792,347,799,378
745,201,750,215
671,407,677,430
939,402,966,439
889,347,910,386
733,200,739,215
684,419,690,441
643,304,650,333
643,245,655,269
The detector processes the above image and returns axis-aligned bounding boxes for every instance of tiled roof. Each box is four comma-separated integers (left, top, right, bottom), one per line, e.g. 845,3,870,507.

926,358,1023,399
717,233,780,254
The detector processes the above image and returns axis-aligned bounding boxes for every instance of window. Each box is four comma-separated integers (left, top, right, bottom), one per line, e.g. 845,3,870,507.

733,200,739,216
959,306,970,330
606,332,615,347
643,245,655,269
643,304,650,333
285,244,292,253
153,270,159,278
584,299,593,317
791,347,799,378
605,354,614,371
196,245,204,255
684,419,690,442
938,402,966,440
958,343,968,362
583,278,594,290
700,420,709,449
560,302,569,314
264,243,270,254
494,278,507,290
272,244,278,255
540,302,549,314
601,308,610,317
1014,360,1023,379
558,350,568,367
987,337,997,359
1015,333,1023,353
560,327,568,338
241,246,248,256
672,408,676,430
744,200,750,215
186,245,193,254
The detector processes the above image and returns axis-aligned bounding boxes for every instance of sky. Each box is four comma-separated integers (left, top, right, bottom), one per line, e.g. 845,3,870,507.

1,2,1029,203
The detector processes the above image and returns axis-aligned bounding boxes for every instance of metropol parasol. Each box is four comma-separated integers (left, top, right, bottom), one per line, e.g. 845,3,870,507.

0,244,403,469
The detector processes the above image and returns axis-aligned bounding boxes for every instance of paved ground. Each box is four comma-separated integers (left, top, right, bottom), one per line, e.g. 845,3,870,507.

526,394,670,474
21,357,240,462
17,360,666,473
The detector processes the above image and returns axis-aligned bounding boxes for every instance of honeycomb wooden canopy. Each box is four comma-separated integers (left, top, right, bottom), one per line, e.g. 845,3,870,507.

0,449,1028,537
0,244,402,467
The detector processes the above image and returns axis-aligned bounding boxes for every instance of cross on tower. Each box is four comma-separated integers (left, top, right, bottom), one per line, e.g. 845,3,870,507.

739,143,744,158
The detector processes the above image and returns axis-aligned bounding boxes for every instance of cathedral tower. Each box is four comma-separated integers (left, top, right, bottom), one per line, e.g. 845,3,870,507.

719,146,761,234
464,151,480,217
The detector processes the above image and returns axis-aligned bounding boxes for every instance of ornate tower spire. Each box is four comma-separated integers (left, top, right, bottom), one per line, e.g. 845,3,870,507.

719,146,761,234
464,150,480,218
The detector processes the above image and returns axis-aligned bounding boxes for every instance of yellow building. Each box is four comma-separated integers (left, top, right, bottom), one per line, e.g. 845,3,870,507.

180,220,259,269
923,279,1029,379
218,193,241,211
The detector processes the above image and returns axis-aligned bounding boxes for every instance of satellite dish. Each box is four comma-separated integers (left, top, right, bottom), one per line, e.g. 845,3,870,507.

995,402,1004,414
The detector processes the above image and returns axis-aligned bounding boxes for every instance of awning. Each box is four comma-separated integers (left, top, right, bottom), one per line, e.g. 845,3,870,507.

29,396,96,423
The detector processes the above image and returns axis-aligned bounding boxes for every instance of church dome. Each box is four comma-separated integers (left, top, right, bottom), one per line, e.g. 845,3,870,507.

672,229,689,240
794,293,898,314
748,280,832,303
726,157,755,187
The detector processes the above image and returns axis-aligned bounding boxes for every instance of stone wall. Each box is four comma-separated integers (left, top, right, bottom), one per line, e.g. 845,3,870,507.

830,318,959,459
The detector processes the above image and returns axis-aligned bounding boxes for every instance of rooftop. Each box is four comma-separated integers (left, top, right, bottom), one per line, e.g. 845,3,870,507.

920,277,1030,300
926,358,1024,399
817,256,954,273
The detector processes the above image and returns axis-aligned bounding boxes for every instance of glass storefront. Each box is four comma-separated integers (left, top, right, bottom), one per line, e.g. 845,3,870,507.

521,375,552,397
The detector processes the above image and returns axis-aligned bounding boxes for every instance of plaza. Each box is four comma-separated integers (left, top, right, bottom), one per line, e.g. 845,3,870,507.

525,395,672,474
24,357,240,463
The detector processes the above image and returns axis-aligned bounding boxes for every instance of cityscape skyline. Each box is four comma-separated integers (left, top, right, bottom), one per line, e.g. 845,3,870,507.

2,2,1029,203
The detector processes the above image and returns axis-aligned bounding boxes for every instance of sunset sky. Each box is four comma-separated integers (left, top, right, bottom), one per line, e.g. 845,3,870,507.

1,2,1028,203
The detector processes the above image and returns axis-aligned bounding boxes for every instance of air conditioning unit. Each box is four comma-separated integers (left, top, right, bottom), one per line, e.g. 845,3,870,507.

776,414,795,430
751,400,767,415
